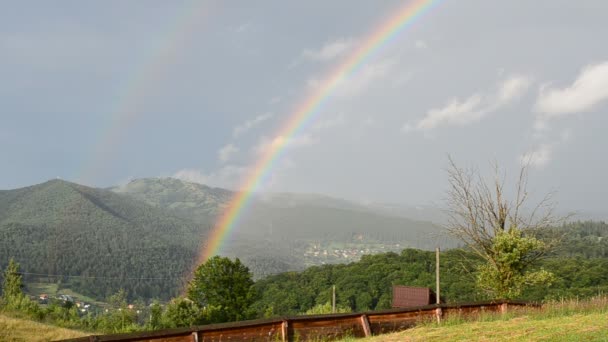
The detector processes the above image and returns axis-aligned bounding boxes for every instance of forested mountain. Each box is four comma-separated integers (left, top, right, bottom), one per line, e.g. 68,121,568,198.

3,177,604,305
0,179,206,301
113,178,444,243
115,178,451,247
0,178,448,301
113,178,452,277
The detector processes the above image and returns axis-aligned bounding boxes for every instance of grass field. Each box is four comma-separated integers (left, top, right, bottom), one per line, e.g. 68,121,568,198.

345,297,608,342
0,314,86,341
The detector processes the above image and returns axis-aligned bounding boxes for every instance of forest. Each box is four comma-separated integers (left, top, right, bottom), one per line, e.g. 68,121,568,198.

1,221,607,334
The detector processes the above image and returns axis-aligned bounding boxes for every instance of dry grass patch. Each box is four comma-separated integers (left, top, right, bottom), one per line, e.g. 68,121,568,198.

0,314,86,341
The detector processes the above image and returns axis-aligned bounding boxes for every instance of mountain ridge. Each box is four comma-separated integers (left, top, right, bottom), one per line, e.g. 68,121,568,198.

1,177,451,300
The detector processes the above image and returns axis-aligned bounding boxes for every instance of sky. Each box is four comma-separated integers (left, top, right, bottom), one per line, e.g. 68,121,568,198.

1,0,608,214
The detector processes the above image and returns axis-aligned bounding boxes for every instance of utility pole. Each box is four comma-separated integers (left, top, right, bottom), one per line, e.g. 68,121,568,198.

436,247,440,304
332,285,336,313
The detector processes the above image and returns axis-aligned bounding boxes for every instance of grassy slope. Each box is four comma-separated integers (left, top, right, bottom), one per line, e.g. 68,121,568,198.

356,312,608,341
0,314,86,341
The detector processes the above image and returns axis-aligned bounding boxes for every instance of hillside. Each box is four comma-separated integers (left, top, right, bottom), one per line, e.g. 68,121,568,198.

114,178,452,270
0,178,450,300
0,179,207,300
352,310,608,341
0,313,86,341
113,178,445,244
111,177,232,222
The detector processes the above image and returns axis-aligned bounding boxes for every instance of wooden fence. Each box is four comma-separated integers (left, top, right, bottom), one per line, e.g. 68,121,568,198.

62,300,539,342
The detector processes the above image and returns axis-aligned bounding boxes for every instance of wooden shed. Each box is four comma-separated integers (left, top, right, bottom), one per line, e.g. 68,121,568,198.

392,286,439,308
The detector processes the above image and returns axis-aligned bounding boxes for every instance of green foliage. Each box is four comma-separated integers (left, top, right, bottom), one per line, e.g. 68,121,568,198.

252,249,478,317
476,229,555,299
160,297,201,328
147,301,163,330
304,302,351,315
2,258,23,306
187,256,255,322
0,180,204,301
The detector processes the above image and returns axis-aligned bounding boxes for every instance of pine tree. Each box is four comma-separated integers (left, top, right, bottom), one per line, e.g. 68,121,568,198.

2,258,24,305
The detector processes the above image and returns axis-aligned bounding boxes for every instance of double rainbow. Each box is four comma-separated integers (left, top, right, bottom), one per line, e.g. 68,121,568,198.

79,1,212,185
197,0,442,265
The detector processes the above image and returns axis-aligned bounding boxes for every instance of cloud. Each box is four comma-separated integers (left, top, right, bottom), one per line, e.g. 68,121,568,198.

520,128,571,169
173,165,247,189
406,75,532,131
497,75,533,105
520,143,553,169
233,113,273,137
302,38,355,62
307,58,394,98
535,61,608,116
413,94,484,131
218,143,238,163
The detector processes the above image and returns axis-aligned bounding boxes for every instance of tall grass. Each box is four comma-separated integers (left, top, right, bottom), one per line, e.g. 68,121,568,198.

420,295,608,329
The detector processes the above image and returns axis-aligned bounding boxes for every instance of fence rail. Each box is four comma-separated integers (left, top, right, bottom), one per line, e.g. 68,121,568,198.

61,300,539,342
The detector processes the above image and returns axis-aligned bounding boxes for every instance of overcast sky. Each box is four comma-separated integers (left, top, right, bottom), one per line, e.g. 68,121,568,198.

2,0,607,213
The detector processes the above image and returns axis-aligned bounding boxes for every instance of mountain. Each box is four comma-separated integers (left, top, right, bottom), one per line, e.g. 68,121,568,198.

113,178,453,272
0,177,452,301
111,177,232,223
0,179,207,301
112,178,446,243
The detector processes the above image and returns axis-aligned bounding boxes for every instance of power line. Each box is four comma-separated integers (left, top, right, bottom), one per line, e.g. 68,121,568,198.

18,271,187,280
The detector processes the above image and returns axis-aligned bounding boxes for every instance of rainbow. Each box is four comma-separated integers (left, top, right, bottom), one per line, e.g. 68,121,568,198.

197,0,443,265
79,1,212,185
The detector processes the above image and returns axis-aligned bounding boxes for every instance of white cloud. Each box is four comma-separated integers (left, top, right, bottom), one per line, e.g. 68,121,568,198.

497,75,532,105
520,143,553,168
536,61,608,116
173,160,294,192
218,143,238,163
233,113,273,137
413,94,484,131
307,58,394,98
302,38,355,62
173,165,247,189
406,75,532,131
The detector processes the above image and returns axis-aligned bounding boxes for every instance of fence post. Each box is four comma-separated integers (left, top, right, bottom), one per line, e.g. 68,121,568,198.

281,320,289,342
191,331,199,342
435,307,443,324
360,314,372,337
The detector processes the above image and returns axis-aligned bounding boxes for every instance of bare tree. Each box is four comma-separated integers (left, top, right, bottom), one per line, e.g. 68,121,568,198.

445,156,564,298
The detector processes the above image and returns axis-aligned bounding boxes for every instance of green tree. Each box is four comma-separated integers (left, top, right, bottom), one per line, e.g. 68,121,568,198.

2,258,23,305
476,229,555,298
161,297,201,328
187,256,254,322
148,300,163,330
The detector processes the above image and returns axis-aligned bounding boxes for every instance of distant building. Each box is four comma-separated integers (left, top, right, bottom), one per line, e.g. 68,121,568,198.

392,286,441,308
58,294,75,303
